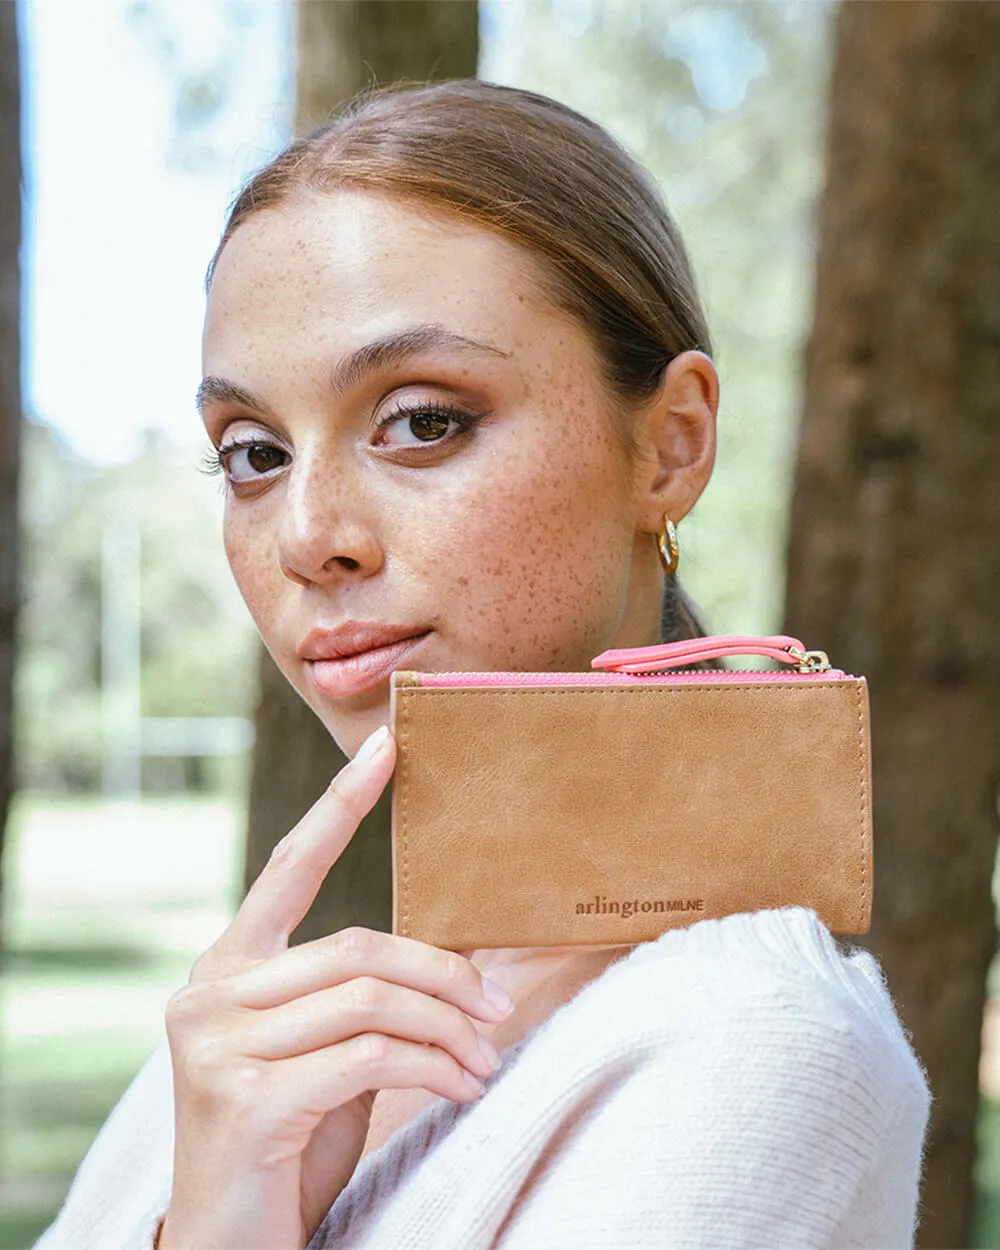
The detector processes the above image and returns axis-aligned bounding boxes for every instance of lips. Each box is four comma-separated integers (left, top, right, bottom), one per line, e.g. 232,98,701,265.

298,622,431,699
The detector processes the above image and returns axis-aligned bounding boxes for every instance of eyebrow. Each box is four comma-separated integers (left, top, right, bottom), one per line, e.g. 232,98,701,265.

196,323,512,417
331,324,511,396
195,377,271,418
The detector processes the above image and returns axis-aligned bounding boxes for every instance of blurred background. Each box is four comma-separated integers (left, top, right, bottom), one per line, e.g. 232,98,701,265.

0,3,996,1248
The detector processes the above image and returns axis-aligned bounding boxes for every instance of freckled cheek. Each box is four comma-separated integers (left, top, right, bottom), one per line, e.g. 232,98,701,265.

222,512,285,640
413,450,633,666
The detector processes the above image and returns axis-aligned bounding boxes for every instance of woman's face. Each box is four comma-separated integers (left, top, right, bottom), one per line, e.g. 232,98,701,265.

200,190,660,754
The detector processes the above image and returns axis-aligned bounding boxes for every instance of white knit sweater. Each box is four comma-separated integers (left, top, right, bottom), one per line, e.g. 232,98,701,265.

36,907,930,1249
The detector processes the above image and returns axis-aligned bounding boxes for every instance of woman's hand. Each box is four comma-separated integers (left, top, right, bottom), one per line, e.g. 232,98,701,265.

157,725,513,1250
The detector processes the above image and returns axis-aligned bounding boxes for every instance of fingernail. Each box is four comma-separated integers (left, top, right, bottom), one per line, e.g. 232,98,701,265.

463,1069,484,1096
354,725,390,765
481,977,514,1016
477,1033,501,1071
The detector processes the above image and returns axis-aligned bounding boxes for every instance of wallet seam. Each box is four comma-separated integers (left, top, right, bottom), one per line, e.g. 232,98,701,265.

398,687,411,938
854,681,870,932
394,681,871,942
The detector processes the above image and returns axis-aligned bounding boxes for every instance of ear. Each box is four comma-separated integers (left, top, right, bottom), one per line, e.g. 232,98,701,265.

632,350,718,535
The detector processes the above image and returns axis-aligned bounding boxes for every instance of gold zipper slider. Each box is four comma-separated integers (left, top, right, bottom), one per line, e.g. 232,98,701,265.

787,646,832,673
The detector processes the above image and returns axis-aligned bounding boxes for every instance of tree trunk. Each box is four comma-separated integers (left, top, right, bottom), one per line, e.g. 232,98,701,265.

243,646,393,940
0,3,22,940
783,5,1000,1247
243,2,478,945
296,0,480,134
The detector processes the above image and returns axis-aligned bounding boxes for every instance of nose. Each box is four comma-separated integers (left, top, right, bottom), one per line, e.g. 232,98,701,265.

276,455,384,588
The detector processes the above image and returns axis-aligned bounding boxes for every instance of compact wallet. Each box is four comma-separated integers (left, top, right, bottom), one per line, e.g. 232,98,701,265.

389,634,873,949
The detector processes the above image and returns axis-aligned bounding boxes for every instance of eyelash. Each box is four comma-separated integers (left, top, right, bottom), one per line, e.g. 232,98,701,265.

199,439,259,479
200,400,486,483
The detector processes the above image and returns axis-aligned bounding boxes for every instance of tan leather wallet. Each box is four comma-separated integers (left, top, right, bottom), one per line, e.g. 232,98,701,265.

389,634,873,949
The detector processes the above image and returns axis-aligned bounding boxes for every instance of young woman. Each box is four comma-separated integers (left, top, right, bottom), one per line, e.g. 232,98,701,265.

38,81,929,1250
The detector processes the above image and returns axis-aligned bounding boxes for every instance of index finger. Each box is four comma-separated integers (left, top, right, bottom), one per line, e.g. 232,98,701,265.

218,724,396,961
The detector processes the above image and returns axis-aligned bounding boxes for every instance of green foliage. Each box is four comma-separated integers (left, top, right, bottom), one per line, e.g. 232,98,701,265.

15,420,258,793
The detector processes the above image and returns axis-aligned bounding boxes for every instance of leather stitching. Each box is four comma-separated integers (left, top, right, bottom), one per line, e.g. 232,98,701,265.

854,681,870,931
398,688,410,938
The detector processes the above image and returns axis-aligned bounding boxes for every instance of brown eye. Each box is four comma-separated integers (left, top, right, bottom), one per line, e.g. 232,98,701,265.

245,445,285,472
409,413,451,441
223,441,289,483
379,405,468,448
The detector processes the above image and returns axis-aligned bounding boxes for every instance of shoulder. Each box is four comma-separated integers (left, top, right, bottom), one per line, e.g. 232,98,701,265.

483,913,930,1248
595,906,918,1038
543,907,929,1127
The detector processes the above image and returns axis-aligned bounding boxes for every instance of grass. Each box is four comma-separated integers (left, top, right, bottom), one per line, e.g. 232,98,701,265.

974,1097,1000,1248
0,794,242,1248
2,795,1000,1248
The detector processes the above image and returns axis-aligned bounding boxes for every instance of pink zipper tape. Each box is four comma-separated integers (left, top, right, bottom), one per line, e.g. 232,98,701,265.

398,634,848,689
400,667,846,689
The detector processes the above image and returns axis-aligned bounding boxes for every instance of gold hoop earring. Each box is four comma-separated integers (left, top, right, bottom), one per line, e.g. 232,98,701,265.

657,516,679,575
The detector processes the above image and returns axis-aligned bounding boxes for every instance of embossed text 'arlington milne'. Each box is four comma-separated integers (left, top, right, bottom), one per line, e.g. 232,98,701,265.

576,896,705,919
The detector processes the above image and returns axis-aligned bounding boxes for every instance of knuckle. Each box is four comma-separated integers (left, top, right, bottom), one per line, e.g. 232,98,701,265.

357,1032,390,1070
191,947,253,989
436,1003,477,1063
442,949,468,989
323,781,357,823
439,1046,467,1079
220,1062,269,1116
267,832,302,871
176,1029,269,1120
343,976,381,1016
182,1032,232,1092
165,981,212,1031
335,926,377,964
188,939,236,985
458,1010,481,1051
327,768,360,802
432,1045,470,1093
188,950,215,983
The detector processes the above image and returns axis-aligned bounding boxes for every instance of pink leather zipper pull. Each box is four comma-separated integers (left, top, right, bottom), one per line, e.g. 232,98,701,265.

591,634,831,674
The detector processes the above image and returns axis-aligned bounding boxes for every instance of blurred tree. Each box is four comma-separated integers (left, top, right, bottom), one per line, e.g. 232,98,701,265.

782,5,1000,1247
242,2,479,945
297,0,480,131
0,2,21,928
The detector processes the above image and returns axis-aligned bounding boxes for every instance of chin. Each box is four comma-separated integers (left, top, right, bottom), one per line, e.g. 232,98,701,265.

342,714,392,760
309,688,392,760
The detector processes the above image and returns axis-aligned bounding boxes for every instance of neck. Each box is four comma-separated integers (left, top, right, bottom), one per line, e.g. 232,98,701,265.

607,533,664,652
467,943,637,1051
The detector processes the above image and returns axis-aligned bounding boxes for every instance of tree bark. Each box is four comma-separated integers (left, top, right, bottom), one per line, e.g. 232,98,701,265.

783,4,1000,1246
243,2,478,945
296,0,480,134
0,3,22,937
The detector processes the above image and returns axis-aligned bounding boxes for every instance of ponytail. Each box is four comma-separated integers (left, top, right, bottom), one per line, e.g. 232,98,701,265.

660,574,711,643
